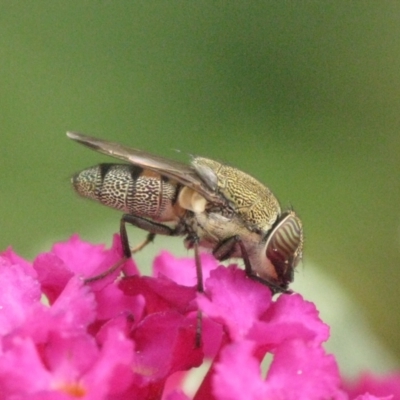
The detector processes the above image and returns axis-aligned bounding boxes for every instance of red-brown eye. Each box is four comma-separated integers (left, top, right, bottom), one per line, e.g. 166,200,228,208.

265,211,303,284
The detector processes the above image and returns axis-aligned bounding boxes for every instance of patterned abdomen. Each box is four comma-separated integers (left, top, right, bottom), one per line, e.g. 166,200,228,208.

72,163,181,222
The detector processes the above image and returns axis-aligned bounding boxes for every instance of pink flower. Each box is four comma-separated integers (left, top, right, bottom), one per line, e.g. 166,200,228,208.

0,250,41,337
212,339,341,400
194,266,344,400
343,372,400,400
0,235,399,399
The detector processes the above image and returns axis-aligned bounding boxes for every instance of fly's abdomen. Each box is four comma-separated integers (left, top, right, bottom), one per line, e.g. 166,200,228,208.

72,163,181,221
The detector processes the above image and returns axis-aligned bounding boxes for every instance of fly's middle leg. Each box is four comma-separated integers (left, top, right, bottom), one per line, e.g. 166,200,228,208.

189,235,204,347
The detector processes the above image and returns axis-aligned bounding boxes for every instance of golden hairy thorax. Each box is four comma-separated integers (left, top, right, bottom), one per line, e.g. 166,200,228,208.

192,157,281,232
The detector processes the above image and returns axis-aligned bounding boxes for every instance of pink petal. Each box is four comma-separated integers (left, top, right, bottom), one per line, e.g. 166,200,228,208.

0,337,53,396
93,280,145,322
249,293,330,347
344,372,400,400
33,251,74,303
51,234,115,275
212,340,267,400
43,331,99,382
82,326,135,397
119,274,197,315
353,395,393,400
153,251,218,286
0,255,42,336
164,390,191,400
212,339,343,400
197,265,272,341
23,393,75,400
200,316,224,358
36,327,134,398
132,311,203,383
265,339,342,400
34,235,139,302
14,277,97,344
163,371,189,400
49,277,97,332
1,247,34,277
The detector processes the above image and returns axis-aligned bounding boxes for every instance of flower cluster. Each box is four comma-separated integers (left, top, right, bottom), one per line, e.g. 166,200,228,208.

0,235,398,399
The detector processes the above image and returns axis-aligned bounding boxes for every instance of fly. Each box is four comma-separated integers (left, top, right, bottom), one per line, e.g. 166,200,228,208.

67,132,303,294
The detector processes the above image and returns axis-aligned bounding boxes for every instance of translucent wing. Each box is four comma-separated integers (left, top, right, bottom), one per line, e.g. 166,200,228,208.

67,132,223,204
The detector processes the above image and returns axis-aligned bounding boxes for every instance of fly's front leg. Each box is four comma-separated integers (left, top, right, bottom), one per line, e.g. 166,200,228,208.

213,235,285,295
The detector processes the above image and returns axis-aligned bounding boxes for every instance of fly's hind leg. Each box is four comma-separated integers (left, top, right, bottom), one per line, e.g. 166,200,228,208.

125,218,204,348
131,232,156,254
85,214,180,284
120,214,178,258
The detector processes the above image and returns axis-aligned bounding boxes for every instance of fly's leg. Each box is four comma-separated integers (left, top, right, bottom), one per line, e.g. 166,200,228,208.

84,214,180,284
212,235,238,262
191,236,204,347
124,220,204,348
131,232,156,254
213,235,286,295
192,237,204,293
84,257,127,283
120,214,177,258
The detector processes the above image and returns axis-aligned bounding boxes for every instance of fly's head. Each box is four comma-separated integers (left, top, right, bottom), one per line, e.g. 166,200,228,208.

264,210,303,291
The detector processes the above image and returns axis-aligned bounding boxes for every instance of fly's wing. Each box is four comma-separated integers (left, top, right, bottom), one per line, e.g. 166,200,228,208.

67,132,223,204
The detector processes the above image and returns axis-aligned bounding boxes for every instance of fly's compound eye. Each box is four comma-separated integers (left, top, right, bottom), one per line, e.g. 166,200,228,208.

265,211,303,286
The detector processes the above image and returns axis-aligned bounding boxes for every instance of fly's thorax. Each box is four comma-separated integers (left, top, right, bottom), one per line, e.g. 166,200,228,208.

72,163,184,221
177,187,227,248
192,157,281,231
190,211,260,255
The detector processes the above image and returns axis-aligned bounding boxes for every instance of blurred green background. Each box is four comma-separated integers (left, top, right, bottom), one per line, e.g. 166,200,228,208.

1,2,399,370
